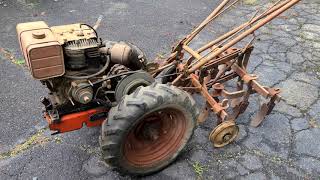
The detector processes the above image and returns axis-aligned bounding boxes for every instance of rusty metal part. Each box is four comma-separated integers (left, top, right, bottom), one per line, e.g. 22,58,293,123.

197,106,210,123
123,108,187,167
188,0,300,73
155,0,299,149
190,74,228,121
196,0,289,55
151,61,177,75
212,83,245,99
231,82,253,120
250,88,281,127
109,64,129,76
209,120,239,147
183,0,240,45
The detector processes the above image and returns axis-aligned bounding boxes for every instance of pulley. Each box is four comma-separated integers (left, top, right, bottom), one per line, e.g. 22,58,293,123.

71,82,93,104
115,71,154,102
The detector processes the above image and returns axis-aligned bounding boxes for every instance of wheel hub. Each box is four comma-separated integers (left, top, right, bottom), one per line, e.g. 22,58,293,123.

136,116,162,141
123,108,187,167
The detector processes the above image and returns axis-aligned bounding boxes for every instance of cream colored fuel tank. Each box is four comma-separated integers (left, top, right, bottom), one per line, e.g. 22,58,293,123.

17,21,65,80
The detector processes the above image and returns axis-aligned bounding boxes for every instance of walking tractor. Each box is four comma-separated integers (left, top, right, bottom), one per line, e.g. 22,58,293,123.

16,0,300,175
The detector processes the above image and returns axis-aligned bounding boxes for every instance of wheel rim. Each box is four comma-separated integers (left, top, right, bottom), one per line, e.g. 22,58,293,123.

123,107,187,167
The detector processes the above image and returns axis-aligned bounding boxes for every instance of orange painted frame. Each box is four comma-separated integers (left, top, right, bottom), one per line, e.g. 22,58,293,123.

44,108,108,133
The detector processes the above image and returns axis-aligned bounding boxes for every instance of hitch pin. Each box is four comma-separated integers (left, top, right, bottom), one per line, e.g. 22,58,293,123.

93,15,104,30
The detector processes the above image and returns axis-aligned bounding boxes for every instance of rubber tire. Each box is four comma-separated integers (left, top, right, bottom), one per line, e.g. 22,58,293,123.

100,82,199,175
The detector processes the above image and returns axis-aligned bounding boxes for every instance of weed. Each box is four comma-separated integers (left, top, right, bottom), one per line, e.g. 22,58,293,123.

309,118,319,128
79,144,99,154
14,58,25,65
54,137,63,144
243,0,257,5
0,129,49,159
0,48,25,66
192,161,206,177
156,52,166,59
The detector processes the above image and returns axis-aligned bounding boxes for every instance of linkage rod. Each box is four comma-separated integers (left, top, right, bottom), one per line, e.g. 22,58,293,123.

185,0,287,66
188,0,300,73
184,0,231,45
196,0,288,53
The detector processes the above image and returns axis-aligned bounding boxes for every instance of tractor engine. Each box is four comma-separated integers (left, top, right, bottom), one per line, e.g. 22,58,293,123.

16,21,154,133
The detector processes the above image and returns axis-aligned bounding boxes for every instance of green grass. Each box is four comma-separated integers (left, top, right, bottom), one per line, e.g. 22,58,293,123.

243,0,257,5
192,161,206,177
0,48,25,66
54,137,63,144
14,58,25,65
0,129,49,159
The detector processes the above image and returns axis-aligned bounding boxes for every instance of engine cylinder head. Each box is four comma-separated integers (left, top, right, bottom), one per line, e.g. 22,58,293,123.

64,39,100,70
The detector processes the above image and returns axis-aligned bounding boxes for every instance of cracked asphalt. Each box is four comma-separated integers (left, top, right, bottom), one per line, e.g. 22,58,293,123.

0,0,319,179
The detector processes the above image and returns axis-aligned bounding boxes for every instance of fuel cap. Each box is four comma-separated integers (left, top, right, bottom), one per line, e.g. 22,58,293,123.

32,31,46,39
